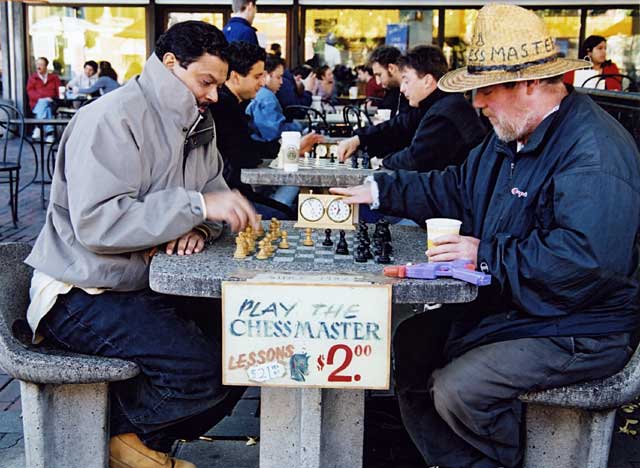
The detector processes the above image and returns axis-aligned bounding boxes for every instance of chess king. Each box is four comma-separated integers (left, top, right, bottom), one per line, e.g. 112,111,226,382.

330,4,640,468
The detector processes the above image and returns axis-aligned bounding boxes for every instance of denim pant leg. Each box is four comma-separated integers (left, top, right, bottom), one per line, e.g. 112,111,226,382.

40,288,240,452
423,334,631,468
271,185,299,207
32,98,54,134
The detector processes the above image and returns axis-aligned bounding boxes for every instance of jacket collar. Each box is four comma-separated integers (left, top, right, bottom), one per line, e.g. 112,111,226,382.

228,16,257,31
495,88,577,157
136,54,201,132
418,87,446,111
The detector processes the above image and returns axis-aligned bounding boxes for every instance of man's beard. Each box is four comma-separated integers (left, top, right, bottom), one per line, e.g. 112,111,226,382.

487,109,537,143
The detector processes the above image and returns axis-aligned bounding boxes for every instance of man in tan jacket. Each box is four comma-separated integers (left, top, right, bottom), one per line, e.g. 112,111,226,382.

25,21,257,468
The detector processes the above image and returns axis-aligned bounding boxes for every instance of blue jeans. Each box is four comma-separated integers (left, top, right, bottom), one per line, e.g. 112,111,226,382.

41,288,245,452
32,98,55,135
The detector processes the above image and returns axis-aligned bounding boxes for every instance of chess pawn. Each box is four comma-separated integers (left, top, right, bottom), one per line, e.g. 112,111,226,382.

279,231,290,249
256,240,269,260
256,215,265,237
233,235,247,259
303,228,314,246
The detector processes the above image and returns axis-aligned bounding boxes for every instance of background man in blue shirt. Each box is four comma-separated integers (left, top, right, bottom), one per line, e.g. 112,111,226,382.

223,0,258,45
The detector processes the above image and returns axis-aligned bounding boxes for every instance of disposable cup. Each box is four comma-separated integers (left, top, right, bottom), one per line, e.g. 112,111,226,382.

425,218,462,256
349,86,358,99
281,131,301,172
376,109,392,121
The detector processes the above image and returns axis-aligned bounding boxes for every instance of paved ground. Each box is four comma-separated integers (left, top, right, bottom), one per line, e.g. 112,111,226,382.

1,136,640,467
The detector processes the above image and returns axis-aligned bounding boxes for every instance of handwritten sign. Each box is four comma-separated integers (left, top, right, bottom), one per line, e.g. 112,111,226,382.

222,281,392,389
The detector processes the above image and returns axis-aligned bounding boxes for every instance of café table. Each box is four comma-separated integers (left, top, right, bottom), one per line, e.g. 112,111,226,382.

150,222,477,468
11,117,71,208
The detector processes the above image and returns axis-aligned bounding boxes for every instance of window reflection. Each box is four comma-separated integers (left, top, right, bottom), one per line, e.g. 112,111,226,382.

167,12,224,30
254,13,287,58
443,9,478,69
28,6,146,84
304,9,436,67
535,9,580,59
586,8,639,81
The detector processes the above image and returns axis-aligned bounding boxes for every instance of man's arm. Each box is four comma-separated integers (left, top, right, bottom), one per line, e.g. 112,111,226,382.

478,170,639,316
381,116,466,171
355,107,424,157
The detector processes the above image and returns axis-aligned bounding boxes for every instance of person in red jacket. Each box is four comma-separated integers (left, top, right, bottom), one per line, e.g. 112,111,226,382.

355,65,384,99
563,35,622,91
26,57,61,142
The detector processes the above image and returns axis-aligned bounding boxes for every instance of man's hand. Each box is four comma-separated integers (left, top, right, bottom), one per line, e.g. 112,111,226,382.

426,234,480,265
299,132,324,155
203,190,259,233
165,229,205,256
337,136,360,162
302,72,317,93
329,183,374,205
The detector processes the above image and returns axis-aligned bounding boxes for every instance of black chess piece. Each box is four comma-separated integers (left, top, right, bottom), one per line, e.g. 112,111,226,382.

330,153,336,164
379,219,392,242
351,156,359,169
358,220,370,243
364,239,373,260
335,230,349,255
362,154,371,169
322,228,333,246
354,245,368,263
373,238,383,256
376,242,392,264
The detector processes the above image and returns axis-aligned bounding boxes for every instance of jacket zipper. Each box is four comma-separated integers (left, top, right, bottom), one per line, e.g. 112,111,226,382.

509,161,515,180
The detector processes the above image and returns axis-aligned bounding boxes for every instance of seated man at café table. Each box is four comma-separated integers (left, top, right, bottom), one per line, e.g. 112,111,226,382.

65,60,98,98
355,64,384,99
338,45,485,172
25,21,258,468
210,41,321,219
330,5,640,468
26,56,61,142
369,45,410,117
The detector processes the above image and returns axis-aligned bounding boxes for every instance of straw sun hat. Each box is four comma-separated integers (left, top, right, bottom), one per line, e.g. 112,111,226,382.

438,3,590,92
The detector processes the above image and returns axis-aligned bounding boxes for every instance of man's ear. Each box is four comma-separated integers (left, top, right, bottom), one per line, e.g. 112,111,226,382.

228,70,239,85
388,63,399,76
162,52,178,70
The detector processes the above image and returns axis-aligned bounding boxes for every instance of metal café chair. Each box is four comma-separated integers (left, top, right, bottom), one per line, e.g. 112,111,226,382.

343,105,373,130
0,104,25,227
580,74,639,92
284,105,330,135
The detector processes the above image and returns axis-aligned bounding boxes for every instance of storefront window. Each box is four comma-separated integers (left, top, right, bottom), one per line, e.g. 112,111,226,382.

304,8,436,68
535,9,580,59
254,13,287,58
443,9,479,69
28,6,146,84
167,12,223,30
585,8,639,81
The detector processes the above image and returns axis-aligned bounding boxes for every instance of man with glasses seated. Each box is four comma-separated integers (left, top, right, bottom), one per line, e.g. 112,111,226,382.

26,56,61,143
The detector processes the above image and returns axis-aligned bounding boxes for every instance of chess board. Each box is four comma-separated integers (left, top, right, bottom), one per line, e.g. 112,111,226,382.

269,158,372,171
237,229,393,265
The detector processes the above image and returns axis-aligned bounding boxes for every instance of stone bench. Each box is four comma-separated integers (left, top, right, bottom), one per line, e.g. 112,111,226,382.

0,242,140,468
520,338,640,468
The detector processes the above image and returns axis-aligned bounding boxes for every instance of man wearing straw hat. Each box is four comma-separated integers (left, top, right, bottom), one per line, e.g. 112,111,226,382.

331,4,640,467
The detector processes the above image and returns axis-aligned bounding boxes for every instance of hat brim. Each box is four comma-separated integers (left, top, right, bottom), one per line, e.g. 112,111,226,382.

438,58,591,93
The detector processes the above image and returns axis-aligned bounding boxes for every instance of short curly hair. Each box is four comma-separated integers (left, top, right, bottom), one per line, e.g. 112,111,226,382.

155,21,228,68
398,45,448,80
227,41,267,76
368,45,402,68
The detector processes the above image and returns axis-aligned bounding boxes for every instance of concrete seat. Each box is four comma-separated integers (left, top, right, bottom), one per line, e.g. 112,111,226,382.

0,242,140,468
519,339,640,468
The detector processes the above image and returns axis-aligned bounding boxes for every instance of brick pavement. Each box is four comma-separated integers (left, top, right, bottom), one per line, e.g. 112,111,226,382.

1,137,640,467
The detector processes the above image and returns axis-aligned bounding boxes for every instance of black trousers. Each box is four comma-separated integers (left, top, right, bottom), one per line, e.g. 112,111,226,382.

392,312,631,468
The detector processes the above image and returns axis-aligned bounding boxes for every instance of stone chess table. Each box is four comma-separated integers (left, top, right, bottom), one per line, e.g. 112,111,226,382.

150,221,478,468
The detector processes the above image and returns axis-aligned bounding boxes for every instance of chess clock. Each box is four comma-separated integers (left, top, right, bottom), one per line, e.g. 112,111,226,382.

312,143,339,159
295,193,359,230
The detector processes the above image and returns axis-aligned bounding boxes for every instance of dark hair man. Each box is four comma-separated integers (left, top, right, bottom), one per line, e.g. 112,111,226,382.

211,42,321,219
26,56,61,142
66,60,99,97
224,0,259,45
355,64,384,99
26,21,258,468
339,45,485,172
368,45,410,116
331,5,640,467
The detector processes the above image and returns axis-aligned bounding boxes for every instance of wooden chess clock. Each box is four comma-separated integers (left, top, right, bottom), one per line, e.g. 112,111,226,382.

312,143,339,159
294,193,359,230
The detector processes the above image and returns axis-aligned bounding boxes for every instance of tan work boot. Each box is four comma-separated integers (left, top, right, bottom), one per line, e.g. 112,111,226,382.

109,433,196,468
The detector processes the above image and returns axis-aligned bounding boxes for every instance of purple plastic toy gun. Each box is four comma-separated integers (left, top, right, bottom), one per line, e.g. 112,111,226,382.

383,259,491,286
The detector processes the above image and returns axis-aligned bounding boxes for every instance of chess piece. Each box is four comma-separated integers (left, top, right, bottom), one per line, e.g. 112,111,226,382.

256,215,265,237
373,237,383,256
358,220,370,242
303,228,314,246
330,153,336,164
279,230,290,249
362,154,371,169
256,240,269,260
354,245,368,263
351,156,359,169
233,235,247,259
335,230,349,255
376,242,392,264
322,229,333,246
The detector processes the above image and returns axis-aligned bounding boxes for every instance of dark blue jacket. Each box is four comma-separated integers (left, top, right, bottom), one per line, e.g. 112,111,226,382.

356,89,486,172
379,86,410,117
276,69,312,111
223,17,258,45
374,90,640,358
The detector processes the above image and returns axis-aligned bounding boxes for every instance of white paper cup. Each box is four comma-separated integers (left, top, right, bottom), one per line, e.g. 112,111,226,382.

349,86,358,99
426,218,462,254
281,131,301,172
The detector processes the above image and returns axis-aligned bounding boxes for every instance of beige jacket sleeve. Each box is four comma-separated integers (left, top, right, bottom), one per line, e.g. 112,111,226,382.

64,108,205,255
